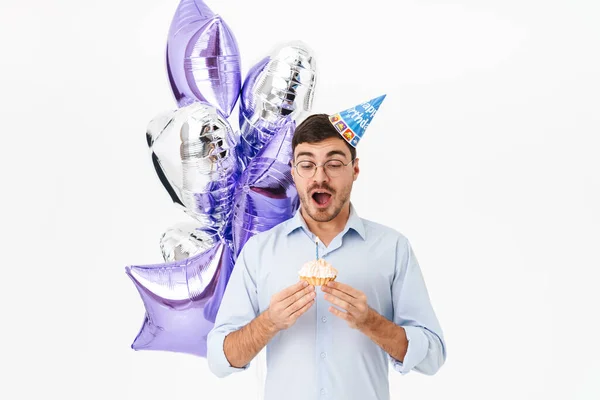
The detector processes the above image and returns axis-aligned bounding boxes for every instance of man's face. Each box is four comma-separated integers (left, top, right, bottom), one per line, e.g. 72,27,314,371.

291,137,360,223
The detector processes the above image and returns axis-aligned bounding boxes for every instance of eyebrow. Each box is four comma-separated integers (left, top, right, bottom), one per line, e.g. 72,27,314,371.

325,150,348,159
295,151,315,159
295,150,349,159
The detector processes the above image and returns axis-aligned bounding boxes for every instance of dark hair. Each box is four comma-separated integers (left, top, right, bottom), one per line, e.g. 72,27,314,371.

292,114,356,160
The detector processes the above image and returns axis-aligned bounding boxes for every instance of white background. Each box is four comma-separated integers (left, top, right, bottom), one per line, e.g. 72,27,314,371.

1,0,599,399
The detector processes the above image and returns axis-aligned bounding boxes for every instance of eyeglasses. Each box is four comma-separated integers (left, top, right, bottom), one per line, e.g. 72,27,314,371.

294,159,356,178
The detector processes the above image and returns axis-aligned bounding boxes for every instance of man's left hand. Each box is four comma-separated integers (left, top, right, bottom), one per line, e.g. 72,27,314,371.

322,281,371,330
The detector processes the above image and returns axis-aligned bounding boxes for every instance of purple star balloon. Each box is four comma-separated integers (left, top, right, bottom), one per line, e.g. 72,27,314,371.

232,119,300,257
126,240,234,357
166,0,241,117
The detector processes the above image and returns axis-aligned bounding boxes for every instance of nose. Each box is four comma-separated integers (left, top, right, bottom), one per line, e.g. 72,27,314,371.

312,165,329,183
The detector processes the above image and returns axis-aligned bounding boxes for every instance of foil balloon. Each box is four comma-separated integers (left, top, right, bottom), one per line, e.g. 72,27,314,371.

126,240,234,357
166,0,241,117
232,119,299,257
238,41,317,167
147,102,240,238
160,222,215,262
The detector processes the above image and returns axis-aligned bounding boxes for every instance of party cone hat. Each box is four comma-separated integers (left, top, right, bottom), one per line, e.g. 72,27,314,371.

328,94,386,147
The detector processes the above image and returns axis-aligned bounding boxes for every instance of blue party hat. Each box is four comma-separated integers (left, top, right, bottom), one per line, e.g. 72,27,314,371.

328,94,386,147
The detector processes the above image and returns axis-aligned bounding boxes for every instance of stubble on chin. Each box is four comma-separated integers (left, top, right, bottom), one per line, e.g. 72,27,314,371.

299,196,343,223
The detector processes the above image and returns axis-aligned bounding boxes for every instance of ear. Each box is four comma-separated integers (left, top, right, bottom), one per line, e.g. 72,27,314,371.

352,158,360,181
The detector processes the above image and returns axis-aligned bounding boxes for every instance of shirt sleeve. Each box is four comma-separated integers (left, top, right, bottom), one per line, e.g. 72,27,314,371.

207,236,260,378
388,237,447,375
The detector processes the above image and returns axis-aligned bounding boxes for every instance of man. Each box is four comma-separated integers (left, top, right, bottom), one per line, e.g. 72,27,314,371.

207,96,446,400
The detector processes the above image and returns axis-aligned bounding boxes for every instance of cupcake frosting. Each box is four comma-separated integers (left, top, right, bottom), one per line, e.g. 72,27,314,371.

298,258,338,278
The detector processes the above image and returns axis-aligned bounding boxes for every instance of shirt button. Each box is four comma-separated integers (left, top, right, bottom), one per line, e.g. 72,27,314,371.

320,352,327,359
321,316,327,323
320,388,327,396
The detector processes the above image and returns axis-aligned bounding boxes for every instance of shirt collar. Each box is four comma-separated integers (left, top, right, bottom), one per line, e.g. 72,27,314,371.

284,203,366,240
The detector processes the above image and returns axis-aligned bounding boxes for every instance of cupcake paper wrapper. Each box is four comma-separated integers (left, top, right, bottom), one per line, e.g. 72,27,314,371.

299,276,337,286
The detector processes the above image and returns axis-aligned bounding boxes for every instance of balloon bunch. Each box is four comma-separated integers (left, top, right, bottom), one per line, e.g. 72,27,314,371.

125,0,317,358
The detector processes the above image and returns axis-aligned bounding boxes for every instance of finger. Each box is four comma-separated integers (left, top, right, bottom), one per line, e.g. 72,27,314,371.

290,298,315,319
328,305,351,321
286,290,316,314
325,281,362,299
282,285,315,309
324,293,354,313
273,281,308,302
322,287,356,306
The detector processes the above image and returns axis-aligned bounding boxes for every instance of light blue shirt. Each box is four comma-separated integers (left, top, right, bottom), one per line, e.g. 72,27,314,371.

207,205,446,400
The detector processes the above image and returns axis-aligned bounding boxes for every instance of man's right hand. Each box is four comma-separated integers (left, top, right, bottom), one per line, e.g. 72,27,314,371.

266,281,315,331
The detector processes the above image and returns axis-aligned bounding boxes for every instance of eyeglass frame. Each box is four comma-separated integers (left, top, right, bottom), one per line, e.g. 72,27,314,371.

292,157,357,178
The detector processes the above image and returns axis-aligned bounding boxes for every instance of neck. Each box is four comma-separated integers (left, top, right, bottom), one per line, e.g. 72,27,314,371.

301,203,351,246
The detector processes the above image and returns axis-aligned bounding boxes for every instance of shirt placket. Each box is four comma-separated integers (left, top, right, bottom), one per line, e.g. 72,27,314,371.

315,240,333,399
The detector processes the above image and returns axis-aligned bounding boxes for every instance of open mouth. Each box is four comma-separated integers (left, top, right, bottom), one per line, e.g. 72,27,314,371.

311,191,332,208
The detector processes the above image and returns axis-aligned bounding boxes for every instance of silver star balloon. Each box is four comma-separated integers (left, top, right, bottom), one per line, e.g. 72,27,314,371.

238,41,317,168
146,102,240,238
160,222,216,262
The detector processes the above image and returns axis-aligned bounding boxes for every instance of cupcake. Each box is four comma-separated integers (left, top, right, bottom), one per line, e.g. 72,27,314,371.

298,258,338,286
